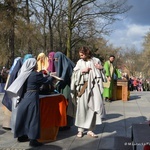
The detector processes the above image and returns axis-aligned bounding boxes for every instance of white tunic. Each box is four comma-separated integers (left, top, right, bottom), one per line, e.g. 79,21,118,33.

70,57,105,129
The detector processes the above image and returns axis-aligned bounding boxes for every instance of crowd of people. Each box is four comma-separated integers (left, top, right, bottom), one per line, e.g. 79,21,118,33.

128,77,150,92
0,47,146,147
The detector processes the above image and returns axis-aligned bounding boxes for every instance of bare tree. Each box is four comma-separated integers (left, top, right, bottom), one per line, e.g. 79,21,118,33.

25,0,32,53
141,31,150,78
30,0,62,53
0,0,34,66
122,48,141,77
66,0,132,58
1,0,17,66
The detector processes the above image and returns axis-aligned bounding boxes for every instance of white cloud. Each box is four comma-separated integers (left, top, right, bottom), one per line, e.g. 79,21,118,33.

126,24,150,37
105,23,150,51
103,0,150,52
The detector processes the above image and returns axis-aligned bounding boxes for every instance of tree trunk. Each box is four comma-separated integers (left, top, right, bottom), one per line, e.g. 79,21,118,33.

7,0,15,66
66,0,73,59
66,29,72,58
49,18,53,52
44,9,47,53
8,27,15,67
26,0,32,54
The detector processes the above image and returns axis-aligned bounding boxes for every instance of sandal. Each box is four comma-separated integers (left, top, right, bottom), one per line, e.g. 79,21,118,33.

77,132,83,138
87,131,98,138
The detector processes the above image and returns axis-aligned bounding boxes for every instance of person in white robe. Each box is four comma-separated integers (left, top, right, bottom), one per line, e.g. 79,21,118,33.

70,46,105,138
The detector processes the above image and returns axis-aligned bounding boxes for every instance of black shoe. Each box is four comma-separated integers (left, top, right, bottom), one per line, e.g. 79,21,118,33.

2,127,11,130
105,98,109,102
108,99,112,102
18,135,30,142
29,140,43,147
105,98,111,102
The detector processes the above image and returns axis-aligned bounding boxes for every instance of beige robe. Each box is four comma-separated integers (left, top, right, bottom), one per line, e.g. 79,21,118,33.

70,57,105,129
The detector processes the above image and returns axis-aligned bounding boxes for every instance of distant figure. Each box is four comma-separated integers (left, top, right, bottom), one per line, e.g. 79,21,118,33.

0,67,8,92
143,79,149,91
133,77,138,91
129,77,134,91
137,79,143,91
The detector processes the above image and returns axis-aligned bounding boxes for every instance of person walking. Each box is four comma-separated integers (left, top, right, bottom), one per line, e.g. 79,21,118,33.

70,46,105,138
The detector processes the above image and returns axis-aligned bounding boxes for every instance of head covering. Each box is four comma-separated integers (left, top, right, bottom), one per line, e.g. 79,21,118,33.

23,54,33,63
2,57,23,111
7,58,37,97
9,57,21,74
47,52,55,72
2,56,34,111
54,52,75,86
37,52,49,72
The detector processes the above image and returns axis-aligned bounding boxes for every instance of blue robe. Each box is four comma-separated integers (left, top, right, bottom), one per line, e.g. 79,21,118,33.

54,52,75,126
2,58,23,111
14,71,52,139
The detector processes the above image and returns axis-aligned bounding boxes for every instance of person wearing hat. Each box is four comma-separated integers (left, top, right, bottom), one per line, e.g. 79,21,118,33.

103,55,120,102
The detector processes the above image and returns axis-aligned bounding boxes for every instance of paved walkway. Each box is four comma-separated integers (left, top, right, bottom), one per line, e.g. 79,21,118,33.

0,91,150,150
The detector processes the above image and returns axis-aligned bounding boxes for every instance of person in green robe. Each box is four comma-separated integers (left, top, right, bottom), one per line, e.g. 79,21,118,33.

103,55,121,102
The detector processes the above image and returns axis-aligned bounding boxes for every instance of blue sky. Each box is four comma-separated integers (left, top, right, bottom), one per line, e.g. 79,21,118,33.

105,0,150,51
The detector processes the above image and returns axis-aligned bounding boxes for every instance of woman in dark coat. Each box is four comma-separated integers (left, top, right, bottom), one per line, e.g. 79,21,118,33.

2,54,33,131
7,58,53,147
2,54,33,111
54,52,75,130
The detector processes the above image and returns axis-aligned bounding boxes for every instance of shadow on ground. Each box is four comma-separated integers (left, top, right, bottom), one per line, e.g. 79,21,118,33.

129,95,141,100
